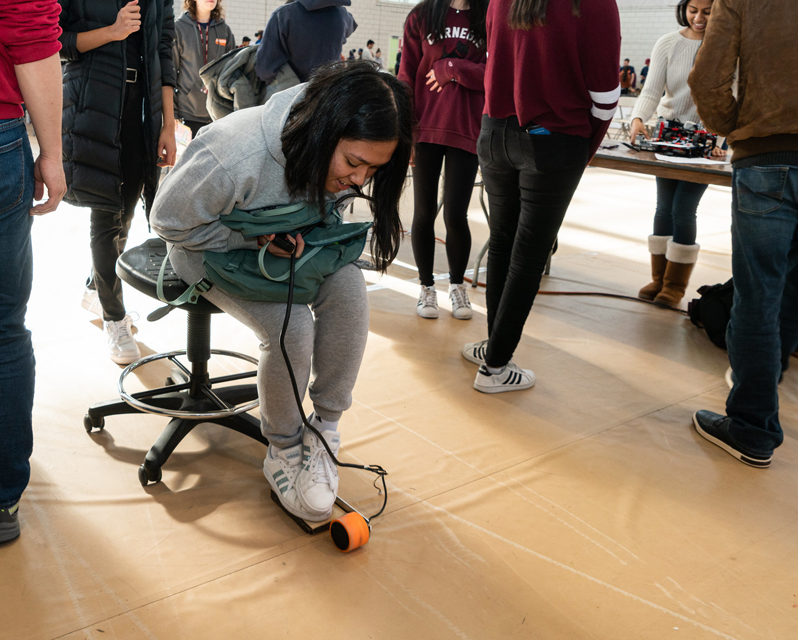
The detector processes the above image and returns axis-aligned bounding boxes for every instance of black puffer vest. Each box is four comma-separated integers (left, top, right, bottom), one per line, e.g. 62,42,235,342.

58,0,176,215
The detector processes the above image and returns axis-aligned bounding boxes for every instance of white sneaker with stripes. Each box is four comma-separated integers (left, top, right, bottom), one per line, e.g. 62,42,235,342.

263,443,317,521
417,285,439,319
462,339,488,365
449,283,472,320
296,427,340,520
474,362,535,394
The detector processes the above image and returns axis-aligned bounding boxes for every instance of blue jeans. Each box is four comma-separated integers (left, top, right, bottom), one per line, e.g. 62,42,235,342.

653,177,708,246
726,165,798,455
0,119,36,508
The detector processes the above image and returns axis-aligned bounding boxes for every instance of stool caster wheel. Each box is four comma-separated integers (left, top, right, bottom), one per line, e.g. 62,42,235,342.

84,414,105,433
138,463,162,486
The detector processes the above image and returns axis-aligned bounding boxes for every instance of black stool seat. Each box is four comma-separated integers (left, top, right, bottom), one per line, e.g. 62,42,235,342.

116,237,220,316
86,237,267,487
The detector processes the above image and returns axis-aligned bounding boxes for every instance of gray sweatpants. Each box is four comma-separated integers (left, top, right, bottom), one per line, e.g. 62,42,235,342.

170,247,369,448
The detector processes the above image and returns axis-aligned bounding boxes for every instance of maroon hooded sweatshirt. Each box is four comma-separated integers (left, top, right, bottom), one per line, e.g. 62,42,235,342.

0,0,62,119
484,0,621,157
398,6,487,155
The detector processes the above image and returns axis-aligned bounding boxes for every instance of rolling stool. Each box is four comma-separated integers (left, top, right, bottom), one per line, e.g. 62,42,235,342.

83,237,268,486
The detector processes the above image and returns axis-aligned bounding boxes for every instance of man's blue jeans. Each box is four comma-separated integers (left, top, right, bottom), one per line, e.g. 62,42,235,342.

726,164,798,455
0,118,35,508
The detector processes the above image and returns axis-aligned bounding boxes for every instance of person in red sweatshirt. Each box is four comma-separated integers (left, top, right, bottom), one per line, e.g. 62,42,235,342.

0,0,66,543
398,0,487,321
461,0,621,394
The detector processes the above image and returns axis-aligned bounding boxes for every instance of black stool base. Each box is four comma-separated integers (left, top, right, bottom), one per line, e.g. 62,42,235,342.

86,382,267,486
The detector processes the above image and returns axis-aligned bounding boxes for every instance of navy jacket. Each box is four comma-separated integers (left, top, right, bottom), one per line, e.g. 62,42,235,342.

255,0,356,84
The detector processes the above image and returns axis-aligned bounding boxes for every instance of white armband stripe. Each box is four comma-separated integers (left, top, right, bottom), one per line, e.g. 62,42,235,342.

591,105,617,121
589,85,621,105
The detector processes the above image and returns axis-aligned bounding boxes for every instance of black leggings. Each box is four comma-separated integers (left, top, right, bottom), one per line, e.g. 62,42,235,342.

478,116,589,367
411,142,479,286
88,80,146,322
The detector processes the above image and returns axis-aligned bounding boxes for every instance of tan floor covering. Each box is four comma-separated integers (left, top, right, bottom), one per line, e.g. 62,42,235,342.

3,163,797,640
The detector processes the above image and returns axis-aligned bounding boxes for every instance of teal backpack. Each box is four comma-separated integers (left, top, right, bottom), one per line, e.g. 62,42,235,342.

158,198,372,306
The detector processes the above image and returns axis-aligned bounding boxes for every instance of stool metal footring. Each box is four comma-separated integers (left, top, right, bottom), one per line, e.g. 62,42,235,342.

118,349,259,419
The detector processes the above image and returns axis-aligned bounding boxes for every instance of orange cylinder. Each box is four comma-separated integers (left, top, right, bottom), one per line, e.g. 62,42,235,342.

330,512,370,552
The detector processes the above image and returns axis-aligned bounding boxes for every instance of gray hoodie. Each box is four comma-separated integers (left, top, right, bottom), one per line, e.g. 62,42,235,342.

151,84,350,284
173,12,236,122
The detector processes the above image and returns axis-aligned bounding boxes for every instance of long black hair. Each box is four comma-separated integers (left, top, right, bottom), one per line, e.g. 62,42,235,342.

281,61,413,273
412,0,488,47
509,0,581,29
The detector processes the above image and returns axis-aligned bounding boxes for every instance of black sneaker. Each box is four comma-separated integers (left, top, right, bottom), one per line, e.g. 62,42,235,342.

692,410,772,468
0,502,20,543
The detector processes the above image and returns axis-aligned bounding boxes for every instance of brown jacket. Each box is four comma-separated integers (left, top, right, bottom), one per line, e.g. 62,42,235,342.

688,0,798,165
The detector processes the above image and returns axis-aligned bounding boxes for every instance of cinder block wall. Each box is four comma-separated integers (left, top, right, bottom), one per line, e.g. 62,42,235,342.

619,6,681,72
175,0,414,61
174,0,681,75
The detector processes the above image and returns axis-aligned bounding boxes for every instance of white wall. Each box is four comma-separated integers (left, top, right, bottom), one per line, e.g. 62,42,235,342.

619,6,680,72
182,0,681,75
182,0,415,62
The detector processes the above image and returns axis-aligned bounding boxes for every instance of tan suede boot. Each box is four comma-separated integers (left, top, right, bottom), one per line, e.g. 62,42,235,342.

637,236,671,300
638,235,670,300
654,240,700,308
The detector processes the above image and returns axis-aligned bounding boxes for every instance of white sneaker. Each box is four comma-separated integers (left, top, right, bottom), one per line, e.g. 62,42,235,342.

81,288,102,319
449,283,472,320
462,339,488,365
296,427,340,519
104,314,141,365
417,285,439,319
263,443,318,521
474,362,535,394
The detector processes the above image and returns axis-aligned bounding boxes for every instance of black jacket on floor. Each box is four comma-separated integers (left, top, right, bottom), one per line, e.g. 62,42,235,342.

59,0,176,215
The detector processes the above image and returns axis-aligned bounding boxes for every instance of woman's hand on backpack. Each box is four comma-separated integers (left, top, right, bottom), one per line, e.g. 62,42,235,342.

111,1,141,41
258,233,305,259
630,118,649,142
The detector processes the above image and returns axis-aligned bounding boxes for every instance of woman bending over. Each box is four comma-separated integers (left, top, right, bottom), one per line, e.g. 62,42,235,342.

151,62,412,522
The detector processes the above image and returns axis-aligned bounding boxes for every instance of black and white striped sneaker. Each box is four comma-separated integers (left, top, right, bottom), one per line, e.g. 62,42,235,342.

462,339,488,365
417,285,439,319
474,362,535,394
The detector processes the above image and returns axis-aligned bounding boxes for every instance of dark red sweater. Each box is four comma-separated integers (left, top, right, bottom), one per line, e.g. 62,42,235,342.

484,0,621,157
398,7,486,154
0,0,62,119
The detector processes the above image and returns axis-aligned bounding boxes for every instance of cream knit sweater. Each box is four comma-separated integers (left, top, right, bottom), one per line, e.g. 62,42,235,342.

631,31,703,126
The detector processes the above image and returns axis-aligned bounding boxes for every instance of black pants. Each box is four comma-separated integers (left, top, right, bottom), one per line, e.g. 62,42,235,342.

478,116,589,367
183,118,208,139
411,142,479,286
89,80,146,322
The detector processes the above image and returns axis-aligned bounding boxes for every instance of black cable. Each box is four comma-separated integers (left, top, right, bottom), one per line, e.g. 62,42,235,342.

461,276,689,314
277,246,389,522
